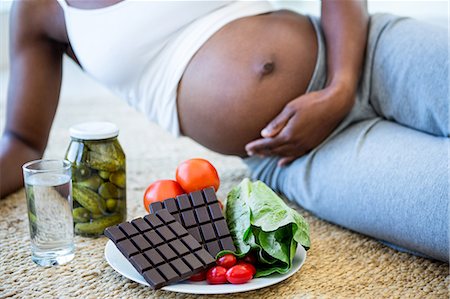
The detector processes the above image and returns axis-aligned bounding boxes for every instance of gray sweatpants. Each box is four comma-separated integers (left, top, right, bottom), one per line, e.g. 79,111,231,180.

245,14,449,262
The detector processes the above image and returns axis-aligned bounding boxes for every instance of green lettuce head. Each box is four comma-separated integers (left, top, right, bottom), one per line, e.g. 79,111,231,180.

224,178,310,277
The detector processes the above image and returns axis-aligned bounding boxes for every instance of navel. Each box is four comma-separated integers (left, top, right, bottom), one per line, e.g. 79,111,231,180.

256,61,275,79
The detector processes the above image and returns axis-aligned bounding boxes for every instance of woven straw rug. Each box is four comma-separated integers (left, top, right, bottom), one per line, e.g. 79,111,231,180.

0,64,448,298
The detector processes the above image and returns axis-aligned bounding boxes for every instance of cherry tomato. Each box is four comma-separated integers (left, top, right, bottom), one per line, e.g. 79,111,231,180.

217,199,224,210
176,158,220,193
189,270,206,281
226,265,253,284
206,266,228,284
242,252,257,265
237,262,256,276
216,254,237,269
143,180,185,212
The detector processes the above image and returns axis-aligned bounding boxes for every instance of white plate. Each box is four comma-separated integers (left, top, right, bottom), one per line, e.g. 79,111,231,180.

104,240,306,294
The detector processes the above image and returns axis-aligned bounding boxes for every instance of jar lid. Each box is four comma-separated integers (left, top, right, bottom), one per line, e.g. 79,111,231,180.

69,121,119,140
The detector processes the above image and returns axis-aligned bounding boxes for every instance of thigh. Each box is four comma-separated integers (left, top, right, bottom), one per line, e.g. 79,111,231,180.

369,16,449,137
245,118,449,261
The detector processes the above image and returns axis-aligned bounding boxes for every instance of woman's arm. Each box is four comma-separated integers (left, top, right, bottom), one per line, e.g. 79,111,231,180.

322,0,368,98
0,1,67,198
246,0,369,165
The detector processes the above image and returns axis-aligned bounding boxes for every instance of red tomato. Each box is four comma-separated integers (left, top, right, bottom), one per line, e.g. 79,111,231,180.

143,180,185,212
216,254,237,269
217,199,224,210
189,270,206,281
176,158,220,193
242,252,257,265
237,262,256,276
226,265,253,284
206,266,228,284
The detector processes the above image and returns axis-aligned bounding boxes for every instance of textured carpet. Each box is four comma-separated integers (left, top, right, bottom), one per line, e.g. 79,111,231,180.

0,62,448,298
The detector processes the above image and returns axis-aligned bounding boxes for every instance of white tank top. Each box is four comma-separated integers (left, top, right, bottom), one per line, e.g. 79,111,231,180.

57,0,275,136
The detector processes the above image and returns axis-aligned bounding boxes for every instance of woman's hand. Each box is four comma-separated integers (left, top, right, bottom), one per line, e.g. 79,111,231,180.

245,81,355,166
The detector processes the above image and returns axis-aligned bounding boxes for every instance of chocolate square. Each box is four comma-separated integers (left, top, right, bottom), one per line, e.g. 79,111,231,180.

132,235,152,251
143,213,163,228
130,254,152,273
133,218,152,232
117,239,139,258
104,226,126,243
119,222,139,237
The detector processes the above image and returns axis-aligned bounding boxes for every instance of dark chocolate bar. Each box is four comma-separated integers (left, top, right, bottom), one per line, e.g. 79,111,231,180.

105,209,215,289
149,187,236,258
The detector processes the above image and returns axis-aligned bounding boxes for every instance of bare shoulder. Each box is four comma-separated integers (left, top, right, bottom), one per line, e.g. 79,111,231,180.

11,0,68,46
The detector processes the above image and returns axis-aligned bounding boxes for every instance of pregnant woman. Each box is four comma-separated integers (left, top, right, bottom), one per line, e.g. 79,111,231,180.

0,0,448,262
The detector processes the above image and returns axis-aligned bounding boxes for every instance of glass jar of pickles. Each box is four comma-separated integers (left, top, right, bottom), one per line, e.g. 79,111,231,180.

65,122,126,237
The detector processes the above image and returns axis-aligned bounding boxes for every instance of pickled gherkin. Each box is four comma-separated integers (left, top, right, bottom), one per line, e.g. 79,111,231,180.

98,170,110,180
106,198,117,212
73,184,106,214
98,182,125,199
109,170,126,188
85,141,124,158
73,207,90,223
75,214,124,236
77,173,102,191
65,122,126,237
87,151,122,172
28,211,37,225
72,164,91,181
86,141,125,172
92,212,106,219
68,143,91,181
26,186,36,216
28,211,37,233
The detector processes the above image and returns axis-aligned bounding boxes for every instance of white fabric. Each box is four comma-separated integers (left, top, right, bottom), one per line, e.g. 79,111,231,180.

58,0,275,136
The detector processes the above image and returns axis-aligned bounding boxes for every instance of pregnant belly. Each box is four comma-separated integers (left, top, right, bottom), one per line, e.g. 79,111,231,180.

177,10,318,156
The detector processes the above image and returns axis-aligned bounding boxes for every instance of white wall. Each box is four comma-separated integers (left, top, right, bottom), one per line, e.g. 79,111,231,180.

0,0,448,70
0,1,12,68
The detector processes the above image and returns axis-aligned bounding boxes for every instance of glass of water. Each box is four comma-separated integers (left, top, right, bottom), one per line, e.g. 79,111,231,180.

22,159,75,266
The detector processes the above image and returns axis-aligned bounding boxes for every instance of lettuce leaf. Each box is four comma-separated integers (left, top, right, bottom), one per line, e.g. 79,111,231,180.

224,179,310,277
223,183,252,255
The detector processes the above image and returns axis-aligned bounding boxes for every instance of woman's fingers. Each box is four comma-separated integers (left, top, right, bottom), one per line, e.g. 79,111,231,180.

246,133,307,158
247,104,298,155
245,138,303,166
245,135,286,156
261,104,295,138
